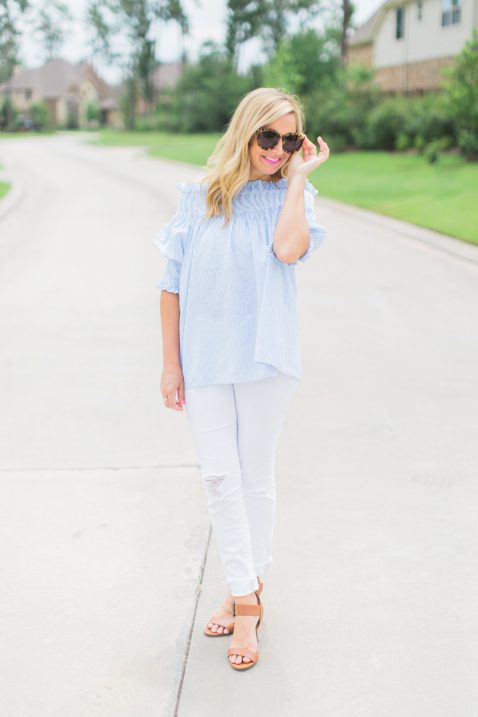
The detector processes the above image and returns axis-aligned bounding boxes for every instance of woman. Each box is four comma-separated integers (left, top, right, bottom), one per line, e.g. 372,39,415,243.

153,87,329,670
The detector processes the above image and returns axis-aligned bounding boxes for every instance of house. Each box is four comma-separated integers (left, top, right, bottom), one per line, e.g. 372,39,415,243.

135,61,185,116
0,58,123,128
347,0,477,93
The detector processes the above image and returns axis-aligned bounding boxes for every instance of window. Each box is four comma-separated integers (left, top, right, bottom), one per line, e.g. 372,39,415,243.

442,0,461,25
396,6,405,38
417,0,423,20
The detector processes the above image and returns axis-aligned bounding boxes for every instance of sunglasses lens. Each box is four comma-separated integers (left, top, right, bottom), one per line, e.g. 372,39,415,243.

257,129,279,149
283,135,303,152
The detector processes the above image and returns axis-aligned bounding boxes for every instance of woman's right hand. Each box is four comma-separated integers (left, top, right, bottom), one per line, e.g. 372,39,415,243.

161,363,186,411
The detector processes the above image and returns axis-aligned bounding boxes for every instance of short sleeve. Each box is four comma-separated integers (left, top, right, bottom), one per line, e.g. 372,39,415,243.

152,196,191,293
292,182,327,265
156,258,181,294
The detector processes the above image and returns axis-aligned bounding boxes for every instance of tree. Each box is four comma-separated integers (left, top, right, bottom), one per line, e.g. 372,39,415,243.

31,0,73,61
225,0,324,68
86,0,189,129
261,27,341,95
164,41,254,132
441,31,478,160
340,0,355,62
0,0,29,128
225,0,262,68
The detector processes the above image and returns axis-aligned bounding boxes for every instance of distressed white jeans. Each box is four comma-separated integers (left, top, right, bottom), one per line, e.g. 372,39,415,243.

184,371,299,596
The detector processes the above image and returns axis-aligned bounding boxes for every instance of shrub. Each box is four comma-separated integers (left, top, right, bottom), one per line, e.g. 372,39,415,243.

30,101,51,130
424,136,452,163
441,32,478,160
395,131,412,150
86,100,101,125
0,95,18,130
457,129,478,160
366,97,409,150
414,134,426,154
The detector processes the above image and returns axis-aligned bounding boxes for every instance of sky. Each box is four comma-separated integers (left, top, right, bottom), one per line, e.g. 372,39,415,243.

17,0,384,86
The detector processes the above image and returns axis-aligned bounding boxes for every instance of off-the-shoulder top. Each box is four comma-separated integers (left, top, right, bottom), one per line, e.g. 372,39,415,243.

152,177,327,390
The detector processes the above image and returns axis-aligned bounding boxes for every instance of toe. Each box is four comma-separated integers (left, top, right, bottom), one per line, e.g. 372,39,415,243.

217,626,224,634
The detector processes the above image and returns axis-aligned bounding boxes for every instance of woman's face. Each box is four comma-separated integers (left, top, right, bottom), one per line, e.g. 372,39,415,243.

248,112,297,181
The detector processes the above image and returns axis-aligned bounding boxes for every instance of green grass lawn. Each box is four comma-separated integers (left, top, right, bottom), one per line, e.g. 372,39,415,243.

90,129,222,166
0,182,11,200
311,151,478,245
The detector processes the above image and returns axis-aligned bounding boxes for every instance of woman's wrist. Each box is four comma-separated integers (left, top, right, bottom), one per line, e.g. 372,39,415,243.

287,173,307,186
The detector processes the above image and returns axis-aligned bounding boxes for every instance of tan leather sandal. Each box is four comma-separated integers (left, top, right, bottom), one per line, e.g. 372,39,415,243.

203,576,263,638
227,582,264,670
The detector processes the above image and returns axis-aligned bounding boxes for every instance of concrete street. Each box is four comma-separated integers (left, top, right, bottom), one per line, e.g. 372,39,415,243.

0,132,477,717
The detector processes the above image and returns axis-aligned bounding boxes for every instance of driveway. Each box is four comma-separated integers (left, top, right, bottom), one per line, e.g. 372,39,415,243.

0,132,477,717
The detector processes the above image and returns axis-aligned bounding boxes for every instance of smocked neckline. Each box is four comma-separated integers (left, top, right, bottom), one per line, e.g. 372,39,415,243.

175,177,311,193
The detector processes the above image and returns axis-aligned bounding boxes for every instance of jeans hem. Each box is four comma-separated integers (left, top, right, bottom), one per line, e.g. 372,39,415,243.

227,576,260,597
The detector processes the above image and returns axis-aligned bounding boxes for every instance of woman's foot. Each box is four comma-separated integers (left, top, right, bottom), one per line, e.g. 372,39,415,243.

228,591,261,665
206,590,235,635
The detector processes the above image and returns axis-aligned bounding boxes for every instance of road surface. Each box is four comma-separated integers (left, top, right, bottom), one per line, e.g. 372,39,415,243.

0,132,477,717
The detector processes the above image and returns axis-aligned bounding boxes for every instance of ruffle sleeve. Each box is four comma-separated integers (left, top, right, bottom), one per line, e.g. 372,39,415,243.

152,191,192,293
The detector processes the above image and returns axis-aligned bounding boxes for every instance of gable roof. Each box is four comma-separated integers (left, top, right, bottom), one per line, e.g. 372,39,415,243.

0,58,119,104
348,2,388,46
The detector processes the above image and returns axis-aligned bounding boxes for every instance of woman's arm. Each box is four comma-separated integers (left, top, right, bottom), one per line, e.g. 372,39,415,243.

272,175,309,263
272,135,330,264
160,291,185,411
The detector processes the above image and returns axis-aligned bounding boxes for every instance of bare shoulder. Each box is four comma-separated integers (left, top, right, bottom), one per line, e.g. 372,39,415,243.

191,172,209,185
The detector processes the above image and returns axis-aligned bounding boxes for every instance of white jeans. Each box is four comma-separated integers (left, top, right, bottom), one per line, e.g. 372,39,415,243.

184,371,299,596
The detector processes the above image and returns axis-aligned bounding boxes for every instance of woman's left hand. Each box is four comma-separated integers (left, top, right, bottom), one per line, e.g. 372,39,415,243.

287,135,330,180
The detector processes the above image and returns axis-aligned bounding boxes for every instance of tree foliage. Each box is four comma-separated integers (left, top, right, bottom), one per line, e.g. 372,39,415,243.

441,31,478,159
87,0,189,129
226,0,324,67
158,41,254,132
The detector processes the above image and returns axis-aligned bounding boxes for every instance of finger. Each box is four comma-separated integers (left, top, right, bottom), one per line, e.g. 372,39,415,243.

177,381,186,408
167,390,178,410
302,135,317,150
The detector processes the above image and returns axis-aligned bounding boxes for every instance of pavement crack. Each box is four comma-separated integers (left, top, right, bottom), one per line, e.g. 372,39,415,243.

173,525,212,717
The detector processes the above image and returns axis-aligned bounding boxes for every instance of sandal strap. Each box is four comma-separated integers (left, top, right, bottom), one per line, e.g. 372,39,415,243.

227,646,258,661
234,603,261,617
208,615,235,629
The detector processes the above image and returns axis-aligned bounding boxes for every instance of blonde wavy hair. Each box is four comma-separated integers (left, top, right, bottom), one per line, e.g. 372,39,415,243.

197,87,305,225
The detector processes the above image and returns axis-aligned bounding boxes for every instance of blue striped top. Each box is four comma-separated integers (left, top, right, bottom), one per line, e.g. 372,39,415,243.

153,177,327,389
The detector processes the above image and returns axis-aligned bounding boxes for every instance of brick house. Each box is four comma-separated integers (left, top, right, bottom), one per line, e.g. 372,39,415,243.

0,58,122,128
347,0,477,93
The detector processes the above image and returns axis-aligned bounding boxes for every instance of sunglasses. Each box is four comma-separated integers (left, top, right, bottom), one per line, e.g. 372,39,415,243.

255,127,305,153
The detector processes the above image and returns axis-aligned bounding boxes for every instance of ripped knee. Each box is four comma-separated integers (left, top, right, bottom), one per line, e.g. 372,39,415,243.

202,473,227,489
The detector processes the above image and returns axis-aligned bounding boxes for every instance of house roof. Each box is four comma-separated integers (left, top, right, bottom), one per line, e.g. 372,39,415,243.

0,57,120,106
348,1,388,46
152,61,184,90
349,0,434,47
